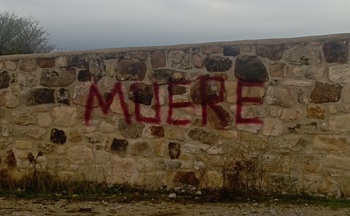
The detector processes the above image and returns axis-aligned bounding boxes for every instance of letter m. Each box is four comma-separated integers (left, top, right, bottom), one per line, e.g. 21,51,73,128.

84,82,130,125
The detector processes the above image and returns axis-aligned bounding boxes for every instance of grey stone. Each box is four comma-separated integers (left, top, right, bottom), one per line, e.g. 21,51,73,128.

40,67,76,87
57,88,70,105
129,83,153,105
89,57,106,82
50,128,67,144
168,50,192,69
205,56,232,72
323,40,349,63
234,55,268,82
223,46,240,56
0,71,10,89
23,88,55,106
266,86,295,107
256,43,294,61
150,69,185,84
116,58,147,81
69,55,89,68
110,138,128,156
78,70,92,82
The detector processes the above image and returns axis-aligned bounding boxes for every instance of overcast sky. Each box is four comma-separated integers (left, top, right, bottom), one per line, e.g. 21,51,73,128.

1,0,349,50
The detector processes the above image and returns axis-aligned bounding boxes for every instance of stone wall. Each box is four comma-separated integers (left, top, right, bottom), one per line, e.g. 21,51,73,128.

0,33,350,197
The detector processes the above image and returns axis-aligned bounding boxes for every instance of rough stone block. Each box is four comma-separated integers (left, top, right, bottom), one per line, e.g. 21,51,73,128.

150,50,166,68
116,58,146,81
40,67,76,87
235,55,268,82
310,82,342,103
168,50,192,69
0,71,10,89
323,40,349,63
14,140,33,150
107,157,137,185
19,59,37,72
37,58,55,68
67,145,94,164
205,56,232,72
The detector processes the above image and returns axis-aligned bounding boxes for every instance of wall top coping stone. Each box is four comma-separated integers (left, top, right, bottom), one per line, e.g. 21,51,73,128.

0,33,349,60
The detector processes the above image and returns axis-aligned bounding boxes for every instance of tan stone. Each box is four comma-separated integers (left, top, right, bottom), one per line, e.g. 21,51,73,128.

107,157,137,185
110,95,134,115
4,60,17,71
225,81,237,103
141,172,166,187
221,130,238,139
12,110,36,126
313,135,349,152
199,171,223,189
136,158,153,172
329,114,350,132
154,140,166,157
104,59,118,77
55,56,68,67
329,63,350,84
342,85,350,103
279,109,302,121
69,130,83,142
11,72,26,94
0,89,19,108
72,83,94,106
26,127,46,140
99,121,115,133
37,112,52,128
328,104,337,114
94,150,111,165
52,107,77,127
67,145,94,164
192,53,203,68
263,118,284,136
242,86,265,99
324,155,350,170
237,124,262,134
14,140,33,150
303,174,323,193
282,79,314,86
340,174,350,196
19,59,37,72
241,46,253,52
270,62,288,78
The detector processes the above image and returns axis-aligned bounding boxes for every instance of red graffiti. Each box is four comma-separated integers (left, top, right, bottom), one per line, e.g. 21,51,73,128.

134,83,161,124
199,76,225,125
235,80,264,124
84,82,131,125
84,76,264,126
167,81,194,125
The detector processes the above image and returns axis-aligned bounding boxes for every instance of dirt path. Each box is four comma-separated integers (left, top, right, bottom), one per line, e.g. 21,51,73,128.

0,198,349,216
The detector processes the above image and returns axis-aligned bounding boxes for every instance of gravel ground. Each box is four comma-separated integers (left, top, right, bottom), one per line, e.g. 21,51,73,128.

0,198,350,216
